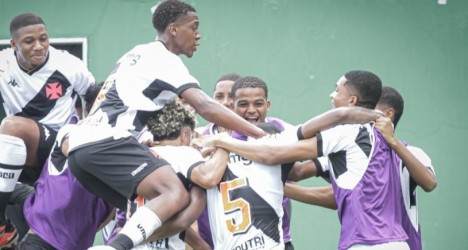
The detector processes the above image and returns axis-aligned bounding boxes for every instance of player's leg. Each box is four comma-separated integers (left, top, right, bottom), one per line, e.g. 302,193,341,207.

69,137,190,250
6,183,35,242
0,117,55,246
0,117,32,246
106,160,190,249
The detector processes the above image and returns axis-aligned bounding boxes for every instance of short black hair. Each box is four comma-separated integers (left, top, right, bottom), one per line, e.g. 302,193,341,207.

152,0,196,33
74,82,104,113
231,76,268,100
214,73,241,90
257,122,281,134
10,13,45,37
344,70,382,109
379,86,404,127
147,99,197,141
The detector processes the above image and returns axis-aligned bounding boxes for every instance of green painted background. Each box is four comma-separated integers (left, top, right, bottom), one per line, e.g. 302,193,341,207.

1,0,467,249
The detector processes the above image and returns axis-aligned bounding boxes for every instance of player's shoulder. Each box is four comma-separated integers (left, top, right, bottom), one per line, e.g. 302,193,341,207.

0,48,15,73
49,46,86,68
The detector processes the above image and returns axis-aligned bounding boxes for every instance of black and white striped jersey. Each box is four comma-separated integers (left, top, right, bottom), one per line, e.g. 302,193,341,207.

0,47,94,130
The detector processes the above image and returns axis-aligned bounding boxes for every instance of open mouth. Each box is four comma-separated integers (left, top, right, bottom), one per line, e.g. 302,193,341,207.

245,117,259,124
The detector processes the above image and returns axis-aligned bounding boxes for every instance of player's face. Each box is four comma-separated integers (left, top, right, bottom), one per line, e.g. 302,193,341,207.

11,24,49,70
213,80,235,110
330,76,354,109
173,11,201,58
233,87,270,124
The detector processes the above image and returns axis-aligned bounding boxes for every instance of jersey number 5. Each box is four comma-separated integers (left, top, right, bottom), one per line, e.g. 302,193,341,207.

220,178,252,235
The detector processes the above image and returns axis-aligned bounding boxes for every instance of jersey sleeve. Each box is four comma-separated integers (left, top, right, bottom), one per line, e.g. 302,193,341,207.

314,156,330,178
156,146,205,179
407,145,435,175
316,124,356,157
57,48,95,95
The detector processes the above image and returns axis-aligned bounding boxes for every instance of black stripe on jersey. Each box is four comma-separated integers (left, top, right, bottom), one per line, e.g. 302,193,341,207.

312,159,330,178
221,168,281,242
99,84,129,127
16,70,72,121
281,162,294,184
177,172,191,191
329,151,347,179
50,140,67,173
187,160,204,182
316,132,324,157
402,162,418,207
177,83,200,96
142,79,177,100
355,126,372,157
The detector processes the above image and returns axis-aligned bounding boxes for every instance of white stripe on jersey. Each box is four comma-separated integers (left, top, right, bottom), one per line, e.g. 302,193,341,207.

400,145,434,230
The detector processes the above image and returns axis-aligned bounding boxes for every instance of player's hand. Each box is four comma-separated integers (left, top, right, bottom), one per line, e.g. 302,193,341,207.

192,135,217,148
192,132,230,148
375,117,398,146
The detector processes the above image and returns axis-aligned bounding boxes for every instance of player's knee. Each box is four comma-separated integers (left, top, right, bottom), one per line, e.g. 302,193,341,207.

0,116,35,137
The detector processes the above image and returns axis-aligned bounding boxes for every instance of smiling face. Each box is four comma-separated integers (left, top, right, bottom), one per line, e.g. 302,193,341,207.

233,87,270,124
171,11,200,58
11,23,49,70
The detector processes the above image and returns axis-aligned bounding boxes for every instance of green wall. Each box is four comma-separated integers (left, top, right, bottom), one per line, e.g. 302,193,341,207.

1,0,467,249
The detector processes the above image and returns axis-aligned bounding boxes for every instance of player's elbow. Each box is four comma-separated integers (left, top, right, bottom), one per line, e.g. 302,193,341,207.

421,179,437,192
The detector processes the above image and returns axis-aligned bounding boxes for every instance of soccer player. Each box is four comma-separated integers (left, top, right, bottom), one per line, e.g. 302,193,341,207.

200,122,295,249
194,70,410,250
0,12,95,246
375,86,437,250
230,76,296,249
68,1,264,249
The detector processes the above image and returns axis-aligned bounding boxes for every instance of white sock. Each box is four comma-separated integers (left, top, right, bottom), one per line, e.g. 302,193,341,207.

0,134,26,192
119,206,162,246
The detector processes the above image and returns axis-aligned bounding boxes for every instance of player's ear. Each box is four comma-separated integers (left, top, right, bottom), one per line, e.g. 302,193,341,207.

168,23,177,37
384,107,395,121
10,39,17,51
349,96,359,106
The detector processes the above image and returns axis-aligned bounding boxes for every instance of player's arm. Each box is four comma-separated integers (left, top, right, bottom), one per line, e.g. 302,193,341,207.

288,160,318,182
300,106,382,139
97,208,117,231
375,117,437,192
190,148,230,189
284,183,337,210
184,225,211,250
193,135,318,165
145,186,206,242
180,88,266,138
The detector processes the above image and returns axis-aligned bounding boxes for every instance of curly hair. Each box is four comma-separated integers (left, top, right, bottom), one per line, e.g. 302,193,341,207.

10,13,45,37
152,0,196,33
146,99,197,141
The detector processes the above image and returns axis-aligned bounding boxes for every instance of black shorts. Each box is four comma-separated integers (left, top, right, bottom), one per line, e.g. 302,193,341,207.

68,136,169,210
18,122,57,184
